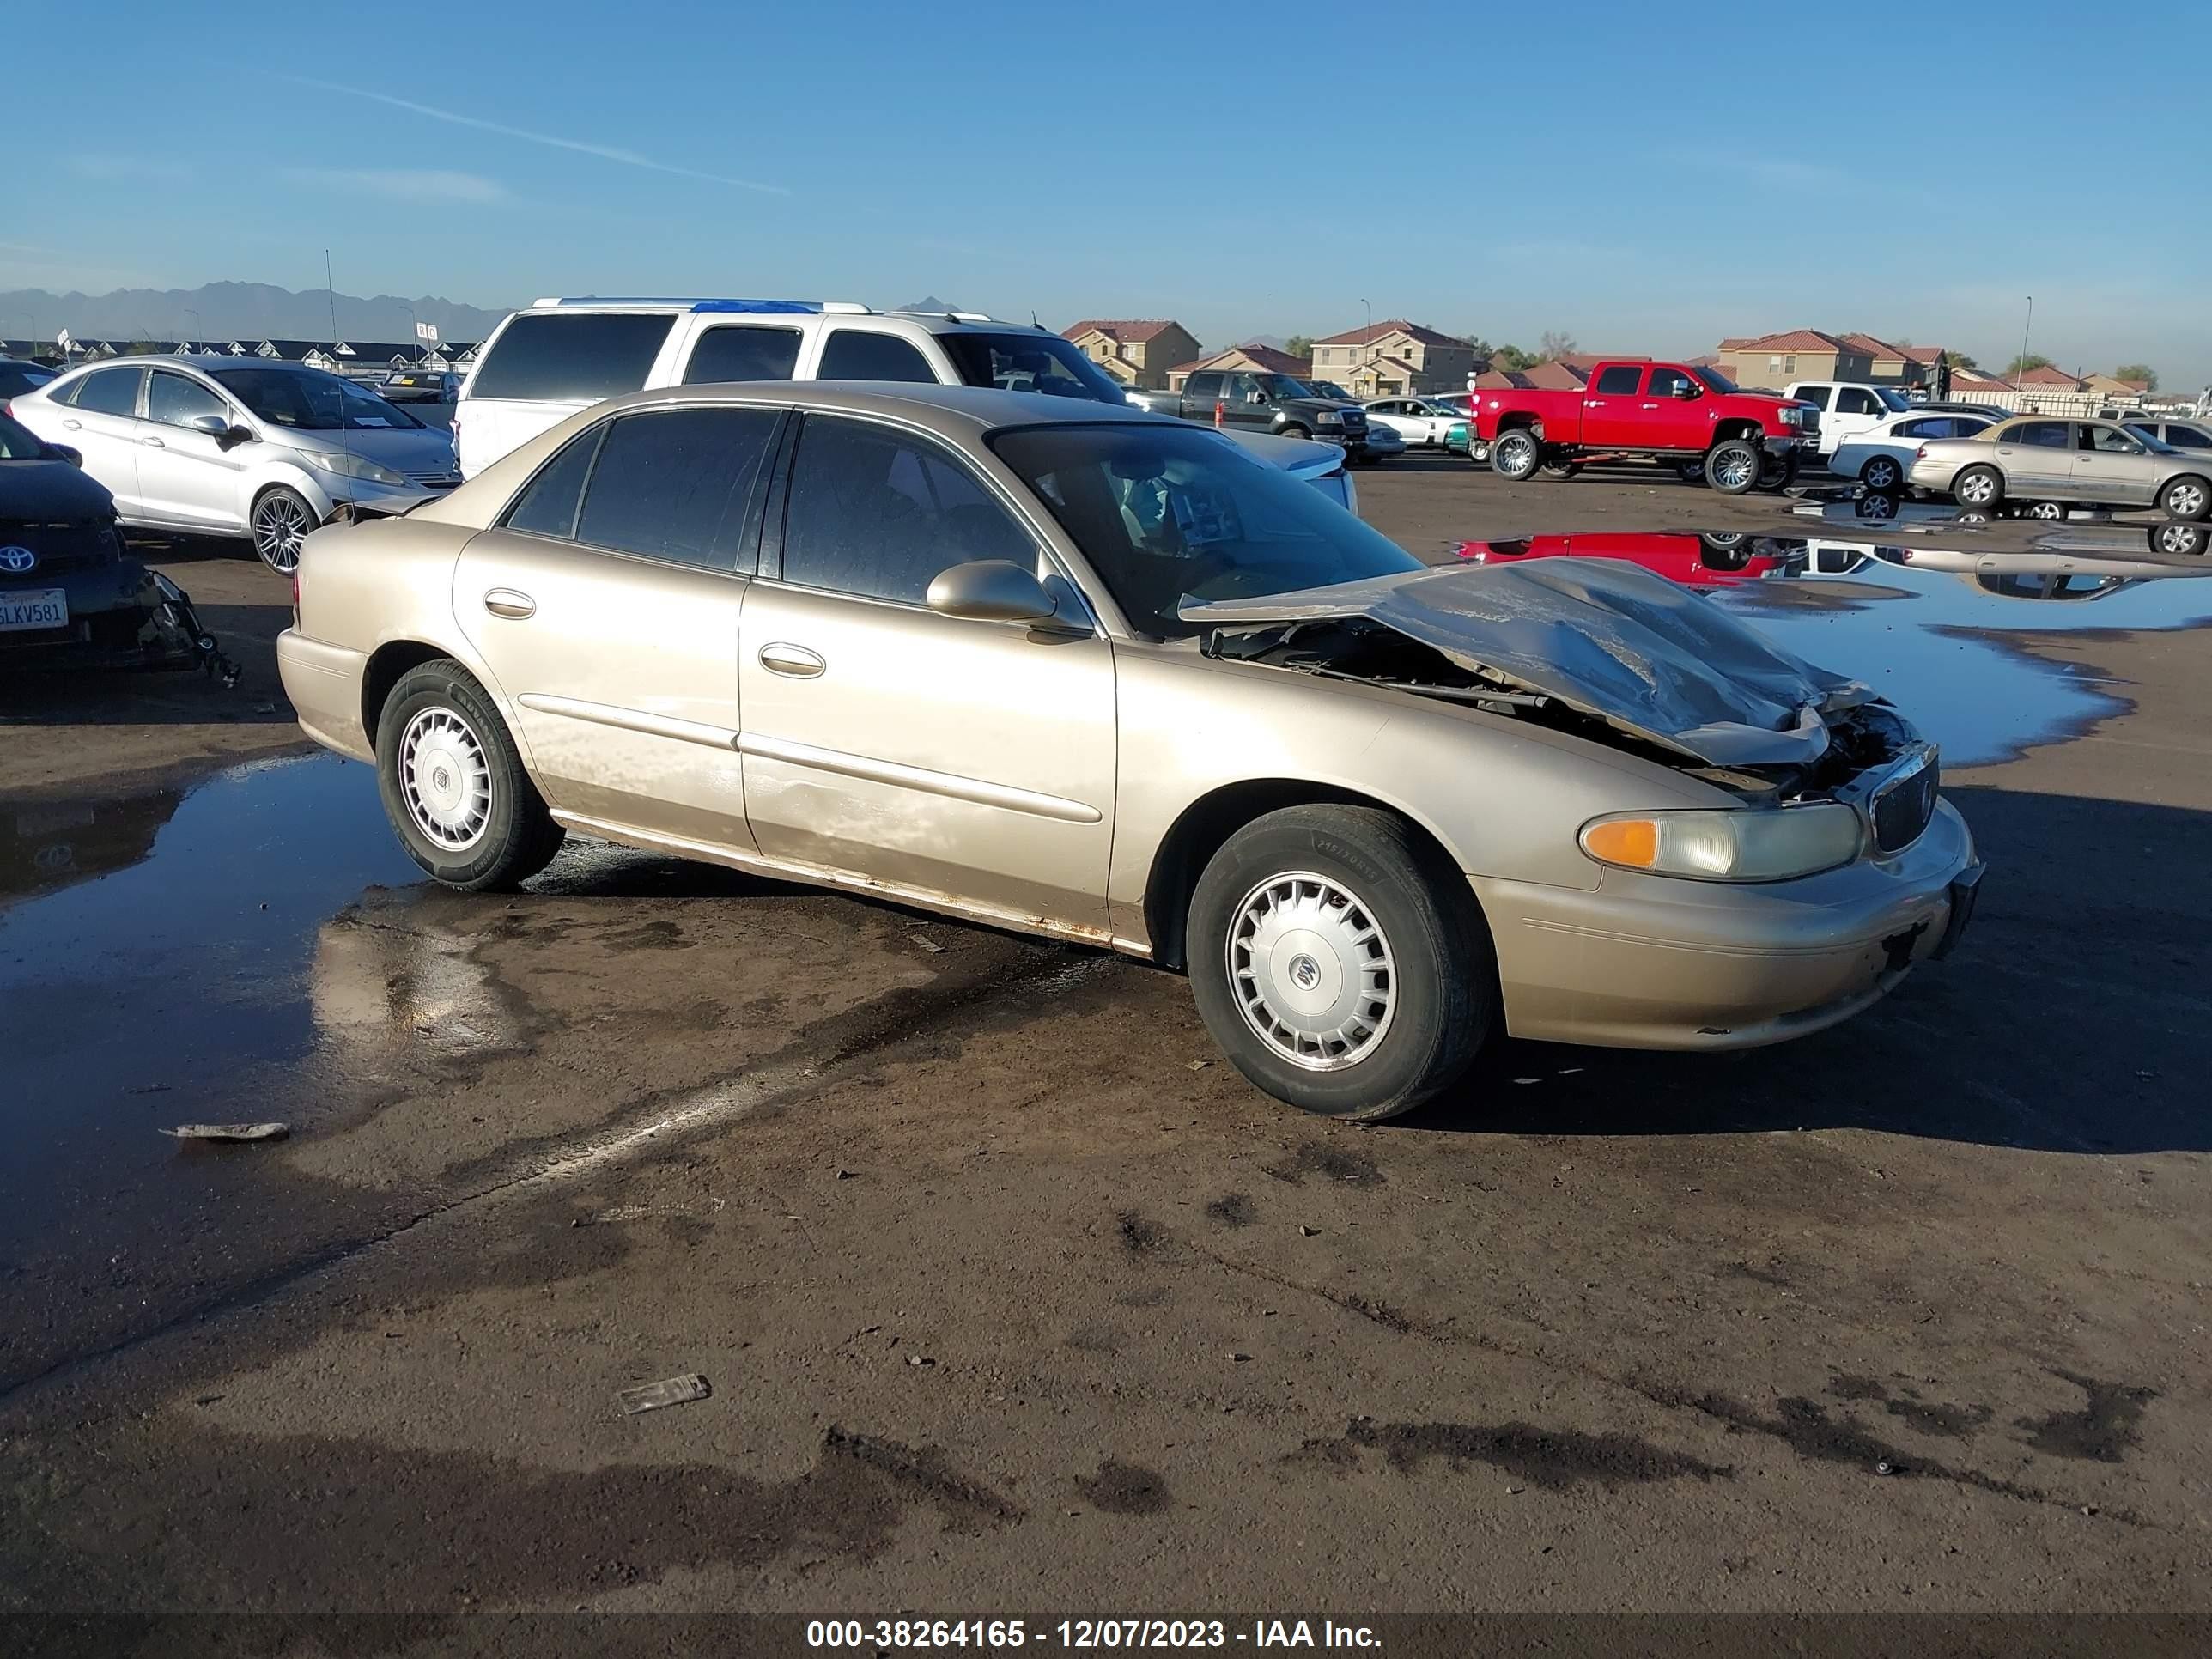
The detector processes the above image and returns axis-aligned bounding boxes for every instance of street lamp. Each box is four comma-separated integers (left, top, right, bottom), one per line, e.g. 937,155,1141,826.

1358,297,1371,329
2016,295,2033,390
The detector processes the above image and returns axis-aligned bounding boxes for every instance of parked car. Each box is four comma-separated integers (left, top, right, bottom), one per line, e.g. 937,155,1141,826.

279,382,1980,1120
1784,382,1912,458
1364,398,1464,449
1832,410,2000,493
1308,380,1360,403
9,356,461,572
382,368,460,404
1358,419,1405,460
1455,531,1799,586
1477,361,1819,494
1444,421,1472,456
2117,417,2212,452
0,409,221,672
0,356,58,411
1167,368,1376,457
1908,417,2212,520
456,298,1364,492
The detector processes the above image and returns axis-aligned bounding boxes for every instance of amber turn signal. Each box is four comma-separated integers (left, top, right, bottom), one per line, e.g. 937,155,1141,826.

1582,817,1659,867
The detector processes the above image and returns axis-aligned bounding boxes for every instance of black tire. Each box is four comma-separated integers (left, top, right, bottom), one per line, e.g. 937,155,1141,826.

1279,423,1310,441
249,485,318,574
1540,461,1583,480
2152,522,2208,556
1492,428,1541,480
1857,453,1904,492
1185,805,1496,1120
375,659,565,891
2158,475,2211,521
1705,439,1762,495
1674,460,1705,484
1758,450,1798,491
1952,465,2004,511
1468,441,1490,465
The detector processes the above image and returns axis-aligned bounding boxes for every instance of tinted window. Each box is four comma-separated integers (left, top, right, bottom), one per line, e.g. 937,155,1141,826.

1184,373,1224,401
683,325,802,385
574,407,781,571
469,313,676,401
2165,425,2212,448
1594,365,1641,395
1647,368,1694,398
501,422,606,540
73,368,143,416
1837,387,1880,416
816,330,937,384
146,370,231,428
209,368,422,430
2010,422,2070,448
0,365,55,398
0,410,51,459
1226,373,1267,404
781,416,1035,604
1793,385,1833,410
939,331,1127,403
992,423,1422,641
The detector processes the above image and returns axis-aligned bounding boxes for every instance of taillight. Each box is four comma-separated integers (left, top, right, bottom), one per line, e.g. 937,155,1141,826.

1915,445,1929,461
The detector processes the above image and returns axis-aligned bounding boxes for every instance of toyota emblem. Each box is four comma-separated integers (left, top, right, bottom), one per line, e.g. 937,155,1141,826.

0,545,36,574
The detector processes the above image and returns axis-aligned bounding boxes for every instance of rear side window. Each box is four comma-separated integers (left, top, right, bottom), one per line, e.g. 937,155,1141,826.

573,406,781,572
780,415,1034,604
1184,373,1224,401
683,325,803,385
2009,421,2070,448
816,330,938,384
2167,425,2212,447
502,423,607,539
468,313,676,402
1794,385,1833,410
1593,365,1641,395
0,365,54,398
73,368,143,416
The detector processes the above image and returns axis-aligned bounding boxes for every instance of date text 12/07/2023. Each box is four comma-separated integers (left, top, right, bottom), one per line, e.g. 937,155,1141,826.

805,1620,1382,1649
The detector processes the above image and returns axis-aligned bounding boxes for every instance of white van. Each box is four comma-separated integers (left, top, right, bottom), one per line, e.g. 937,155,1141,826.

454,298,1357,509
1784,380,1912,459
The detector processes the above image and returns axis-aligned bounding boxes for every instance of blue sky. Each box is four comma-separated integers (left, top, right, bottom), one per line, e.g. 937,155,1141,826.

11,0,2209,388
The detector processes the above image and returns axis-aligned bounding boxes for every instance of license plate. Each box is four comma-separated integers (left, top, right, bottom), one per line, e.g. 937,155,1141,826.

0,589,68,632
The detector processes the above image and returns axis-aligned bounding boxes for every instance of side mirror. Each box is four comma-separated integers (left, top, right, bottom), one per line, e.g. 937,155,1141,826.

926,559,1062,626
1672,380,1698,400
46,443,82,466
185,412,230,436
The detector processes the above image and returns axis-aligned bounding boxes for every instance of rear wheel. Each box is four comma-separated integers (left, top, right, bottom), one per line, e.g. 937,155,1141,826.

1674,459,1705,484
1540,460,1583,480
1858,453,1903,492
1953,465,2004,509
1185,805,1495,1121
250,486,317,574
2159,476,2211,521
375,660,565,891
1492,428,1541,480
1705,439,1762,495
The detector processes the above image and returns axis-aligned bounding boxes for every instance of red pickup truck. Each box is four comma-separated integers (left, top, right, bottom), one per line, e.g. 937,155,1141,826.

1474,360,1820,493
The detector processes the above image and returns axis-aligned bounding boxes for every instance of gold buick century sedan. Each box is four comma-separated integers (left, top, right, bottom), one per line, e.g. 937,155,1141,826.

278,384,1981,1119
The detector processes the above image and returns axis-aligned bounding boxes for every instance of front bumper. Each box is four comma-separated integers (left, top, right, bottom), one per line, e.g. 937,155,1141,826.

1476,798,1981,1049
0,572,219,674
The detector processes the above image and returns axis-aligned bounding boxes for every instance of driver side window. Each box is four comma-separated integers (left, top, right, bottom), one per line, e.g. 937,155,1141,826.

147,371,231,428
1648,368,1693,398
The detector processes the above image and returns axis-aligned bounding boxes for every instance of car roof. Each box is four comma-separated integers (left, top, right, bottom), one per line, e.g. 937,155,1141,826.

586,379,1160,435
49,354,328,374
512,298,1052,337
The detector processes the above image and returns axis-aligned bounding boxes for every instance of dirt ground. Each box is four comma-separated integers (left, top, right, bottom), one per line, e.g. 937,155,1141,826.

3,464,2208,1652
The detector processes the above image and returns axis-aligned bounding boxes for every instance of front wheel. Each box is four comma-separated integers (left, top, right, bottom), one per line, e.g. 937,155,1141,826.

1953,465,2004,509
250,486,318,574
2159,476,2211,521
1540,461,1583,480
1279,423,1310,441
376,660,566,891
1186,805,1496,1120
2024,500,2066,520
1492,428,1541,480
1705,439,1762,495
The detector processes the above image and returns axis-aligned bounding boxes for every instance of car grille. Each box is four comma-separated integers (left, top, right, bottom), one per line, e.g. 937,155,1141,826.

0,520,120,575
1869,752,1938,853
402,468,463,489
1340,411,1366,430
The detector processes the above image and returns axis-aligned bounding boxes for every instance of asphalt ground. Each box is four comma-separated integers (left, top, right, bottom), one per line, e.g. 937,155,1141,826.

3,459,2208,1653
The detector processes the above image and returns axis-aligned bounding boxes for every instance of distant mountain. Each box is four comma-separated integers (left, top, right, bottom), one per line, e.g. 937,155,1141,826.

0,281,514,345
898,295,963,313
1238,334,1291,352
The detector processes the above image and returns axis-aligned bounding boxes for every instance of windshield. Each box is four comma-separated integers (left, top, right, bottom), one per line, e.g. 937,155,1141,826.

0,410,52,459
208,368,423,431
1260,374,1317,399
1878,388,1911,412
1690,365,1739,393
939,332,1130,404
990,422,1421,639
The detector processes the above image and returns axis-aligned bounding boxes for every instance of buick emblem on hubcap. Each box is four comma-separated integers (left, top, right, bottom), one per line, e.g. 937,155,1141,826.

1289,954,1322,991
0,545,36,573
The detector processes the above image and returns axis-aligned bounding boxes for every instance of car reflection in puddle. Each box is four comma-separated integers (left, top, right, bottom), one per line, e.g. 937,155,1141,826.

1456,528,2212,766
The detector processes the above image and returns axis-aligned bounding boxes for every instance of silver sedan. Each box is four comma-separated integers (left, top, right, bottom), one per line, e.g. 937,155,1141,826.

1909,416,2212,520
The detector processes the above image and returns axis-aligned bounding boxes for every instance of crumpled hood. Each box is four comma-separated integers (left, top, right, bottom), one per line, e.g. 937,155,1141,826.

292,423,457,475
0,458,118,520
1181,556,1873,767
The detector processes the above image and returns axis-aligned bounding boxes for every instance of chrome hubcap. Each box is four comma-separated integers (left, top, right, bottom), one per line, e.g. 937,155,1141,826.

1959,472,1996,504
1227,872,1395,1073
1714,451,1754,489
253,495,310,571
2029,501,2063,519
2169,483,2206,517
2157,525,2199,553
1498,434,1534,474
399,707,491,852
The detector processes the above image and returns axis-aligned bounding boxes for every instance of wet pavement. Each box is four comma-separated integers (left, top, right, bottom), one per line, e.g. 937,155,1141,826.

4,501,2211,1623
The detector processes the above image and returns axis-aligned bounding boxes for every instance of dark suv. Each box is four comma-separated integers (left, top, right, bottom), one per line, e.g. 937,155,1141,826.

0,410,221,673
1172,369,1373,455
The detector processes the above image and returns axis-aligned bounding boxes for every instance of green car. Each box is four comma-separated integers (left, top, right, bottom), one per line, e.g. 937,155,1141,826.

1445,420,1472,455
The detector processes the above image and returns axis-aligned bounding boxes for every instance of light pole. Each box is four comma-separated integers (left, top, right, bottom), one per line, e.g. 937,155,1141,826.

1359,296,1371,329
184,307,199,346
2015,295,2033,390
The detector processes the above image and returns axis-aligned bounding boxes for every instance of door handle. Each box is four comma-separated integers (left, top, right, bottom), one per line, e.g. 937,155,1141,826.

61,418,81,430
483,588,535,619
758,642,826,678
141,435,166,447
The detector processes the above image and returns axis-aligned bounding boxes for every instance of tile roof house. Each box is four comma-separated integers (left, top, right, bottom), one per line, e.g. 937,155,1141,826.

1164,343,1312,392
1472,359,1592,392
1310,319,1479,398
1061,319,1200,390
1714,329,1873,388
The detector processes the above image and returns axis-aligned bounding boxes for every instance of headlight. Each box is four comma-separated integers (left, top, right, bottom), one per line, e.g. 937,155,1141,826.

1316,412,1344,427
1580,805,1863,882
304,449,410,487
1778,405,1805,428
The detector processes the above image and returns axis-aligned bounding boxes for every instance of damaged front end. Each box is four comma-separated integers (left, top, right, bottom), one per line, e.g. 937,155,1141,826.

1188,556,1940,856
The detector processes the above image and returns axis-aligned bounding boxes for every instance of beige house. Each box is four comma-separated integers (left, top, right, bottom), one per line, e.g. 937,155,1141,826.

1310,320,1479,398
1715,330,1874,388
1060,319,1201,390
1164,343,1311,392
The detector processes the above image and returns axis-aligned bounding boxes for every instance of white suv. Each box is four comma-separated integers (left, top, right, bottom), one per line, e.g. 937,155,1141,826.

456,299,1356,507
1784,380,1912,459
